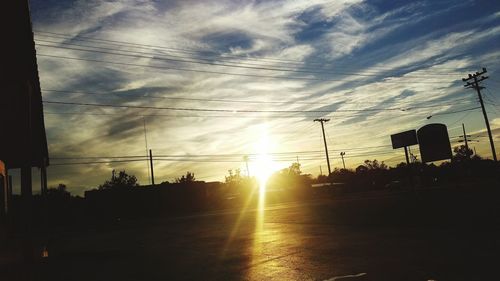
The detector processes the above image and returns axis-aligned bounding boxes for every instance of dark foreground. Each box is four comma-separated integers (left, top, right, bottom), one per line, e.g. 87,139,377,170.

2,186,500,281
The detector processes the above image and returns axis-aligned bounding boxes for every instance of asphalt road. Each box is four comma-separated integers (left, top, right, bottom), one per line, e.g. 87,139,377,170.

5,187,500,281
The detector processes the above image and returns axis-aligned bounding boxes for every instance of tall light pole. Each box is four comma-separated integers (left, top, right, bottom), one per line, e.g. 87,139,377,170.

243,155,250,177
314,118,331,175
462,68,497,161
340,152,346,169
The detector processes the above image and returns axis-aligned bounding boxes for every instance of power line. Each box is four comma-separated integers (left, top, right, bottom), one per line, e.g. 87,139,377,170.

36,42,463,79
403,100,475,110
35,31,277,62
42,102,481,122
43,112,334,119
51,155,146,160
42,89,341,105
36,53,455,84
50,145,394,160
37,43,351,76
50,159,148,165
42,100,405,113
484,88,500,111
52,135,481,166
50,151,398,166
36,37,461,77
35,53,339,82
41,89,475,108
43,111,418,119
426,106,481,119
34,38,310,69
33,30,477,74
448,111,473,127
43,104,480,121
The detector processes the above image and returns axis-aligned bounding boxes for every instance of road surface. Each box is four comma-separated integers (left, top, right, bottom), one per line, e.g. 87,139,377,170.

4,187,500,280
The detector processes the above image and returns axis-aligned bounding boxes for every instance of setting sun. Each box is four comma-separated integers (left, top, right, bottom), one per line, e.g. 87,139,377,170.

251,130,280,192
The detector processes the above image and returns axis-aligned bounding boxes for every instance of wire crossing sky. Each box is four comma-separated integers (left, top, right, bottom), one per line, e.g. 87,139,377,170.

28,0,500,195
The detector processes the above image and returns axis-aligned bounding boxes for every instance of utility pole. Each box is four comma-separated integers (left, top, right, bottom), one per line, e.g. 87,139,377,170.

462,68,497,161
404,146,410,165
143,117,152,184
319,165,323,176
149,149,155,185
243,155,250,177
340,152,346,169
314,118,331,175
462,123,470,159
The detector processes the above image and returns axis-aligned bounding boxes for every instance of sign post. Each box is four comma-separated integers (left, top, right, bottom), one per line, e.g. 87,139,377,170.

391,130,418,189
391,130,418,164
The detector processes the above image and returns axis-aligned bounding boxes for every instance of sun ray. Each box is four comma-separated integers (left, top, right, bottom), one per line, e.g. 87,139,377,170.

219,125,280,261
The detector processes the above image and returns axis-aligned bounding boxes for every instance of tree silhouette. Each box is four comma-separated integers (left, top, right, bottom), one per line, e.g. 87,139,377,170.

287,162,302,175
355,165,368,174
47,183,71,197
176,172,196,183
98,170,138,190
267,162,310,191
363,159,388,170
453,145,473,162
225,169,242,184
330,168,355,182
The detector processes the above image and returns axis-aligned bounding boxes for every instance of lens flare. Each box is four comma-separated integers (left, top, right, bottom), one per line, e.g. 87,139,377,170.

252,131,279,192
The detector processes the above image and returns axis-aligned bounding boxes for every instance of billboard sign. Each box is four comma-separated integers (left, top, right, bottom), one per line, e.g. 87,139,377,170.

417,123,452,163
391,130,418,149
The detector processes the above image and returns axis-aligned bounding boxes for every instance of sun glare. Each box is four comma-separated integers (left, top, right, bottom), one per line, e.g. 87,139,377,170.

252,130,279,192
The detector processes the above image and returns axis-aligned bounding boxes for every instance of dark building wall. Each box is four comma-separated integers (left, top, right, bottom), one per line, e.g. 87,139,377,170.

0,0,48,169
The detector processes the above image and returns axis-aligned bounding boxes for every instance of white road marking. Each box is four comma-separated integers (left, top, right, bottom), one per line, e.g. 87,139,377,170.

324,273,367,281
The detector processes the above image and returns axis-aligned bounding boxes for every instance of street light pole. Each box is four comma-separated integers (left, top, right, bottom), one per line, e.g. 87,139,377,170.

340,152,346,169
243,155,250,177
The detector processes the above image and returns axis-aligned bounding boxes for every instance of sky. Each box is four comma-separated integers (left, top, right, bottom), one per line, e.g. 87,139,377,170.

23,0,500,195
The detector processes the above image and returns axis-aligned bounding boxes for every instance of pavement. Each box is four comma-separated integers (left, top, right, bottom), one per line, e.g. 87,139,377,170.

2,187,500,281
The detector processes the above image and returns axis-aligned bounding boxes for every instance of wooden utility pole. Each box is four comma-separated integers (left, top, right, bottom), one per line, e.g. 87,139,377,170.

404,147,410,165
143,117,151,184
462,123,470,159
314,118,331,175
462,68,497,161
149,149,155,185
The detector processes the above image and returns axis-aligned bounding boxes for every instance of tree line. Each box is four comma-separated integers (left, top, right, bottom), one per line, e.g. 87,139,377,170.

9,145,498,227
